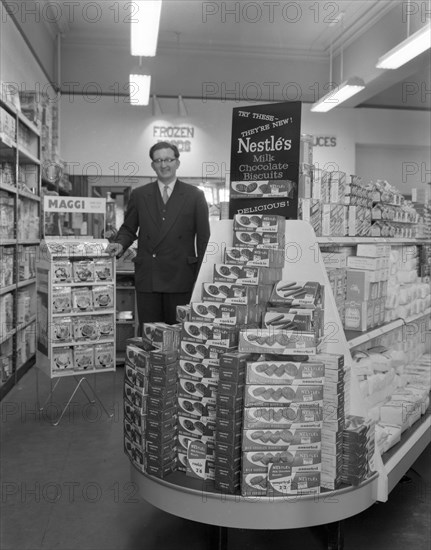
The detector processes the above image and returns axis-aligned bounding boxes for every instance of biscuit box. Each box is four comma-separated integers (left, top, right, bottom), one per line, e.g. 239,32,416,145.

125,345,151,371
178,360,219,381
186,440,215,480
94,258,113,282
201,282,258,305
73,345,95,371
51,316,73,343
181,322,239,346
176,304,190,323
269,281,324,308
213,264,282,285
52,287,72,313
239,329,317,355
267,465,320,496
243,403,323,429
52,346,74,371
232,231,285,249
242,424,322,451
230,179,295,199
179,341,236,363
178,415,216,437
143,323,181,350
244,384,324,407
73,316,99,341
219,352,251,382
233,214,285,232
149,348,179,365
94,342,115,369
263,307,324,340
92,285,114,310
178,377,218,399
224,247,285,268
189,302,249,326
177,396,217,418
241,472,269,496
242,449,321,473
246,360,325,385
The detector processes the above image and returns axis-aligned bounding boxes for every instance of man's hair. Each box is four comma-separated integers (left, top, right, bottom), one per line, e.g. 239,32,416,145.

149,142,180,160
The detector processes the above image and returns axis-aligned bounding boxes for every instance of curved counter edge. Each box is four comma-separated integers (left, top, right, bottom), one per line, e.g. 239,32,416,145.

130,467,378,530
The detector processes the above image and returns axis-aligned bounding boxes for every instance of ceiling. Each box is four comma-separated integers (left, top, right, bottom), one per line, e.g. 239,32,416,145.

11,0,431,109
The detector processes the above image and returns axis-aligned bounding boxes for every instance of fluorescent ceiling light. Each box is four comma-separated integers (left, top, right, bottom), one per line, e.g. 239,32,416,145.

376,22,431,69
310,77,365,113
131,0,162,56
129,74,151,105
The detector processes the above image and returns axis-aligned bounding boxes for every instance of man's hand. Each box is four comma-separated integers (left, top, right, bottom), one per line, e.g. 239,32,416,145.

105,242,124,258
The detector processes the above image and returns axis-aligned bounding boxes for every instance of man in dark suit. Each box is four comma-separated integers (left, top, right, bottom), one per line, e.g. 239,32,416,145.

106,142,210,324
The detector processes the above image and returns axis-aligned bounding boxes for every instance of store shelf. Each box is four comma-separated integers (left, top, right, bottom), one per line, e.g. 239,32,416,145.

346,308,431,349
0,329,16,345
0,132,17,149
19,189,41,201
17,239,40,245
51,367,116,378
17,278,36,289
52,338,115,347
0,283,17,296
16,315,36,332
17,145,40,165
52,310,115,317
0,183,17,195
17,112,40,136
317,237,429,245
131,466,378,530
0,238,16,245
381,407,431,496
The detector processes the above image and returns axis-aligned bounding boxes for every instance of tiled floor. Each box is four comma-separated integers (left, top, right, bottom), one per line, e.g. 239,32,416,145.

1,366,430,550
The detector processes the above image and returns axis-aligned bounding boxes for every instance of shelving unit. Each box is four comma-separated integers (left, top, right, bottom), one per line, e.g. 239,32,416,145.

1,97,41,399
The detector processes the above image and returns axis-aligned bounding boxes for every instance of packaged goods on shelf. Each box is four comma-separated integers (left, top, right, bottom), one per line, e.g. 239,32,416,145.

0,162,16,186
17,245,37,281
298,198,321,235
213,264,282,285
263,308,324,340
341,416,375,486
298,163,312,198
300,134,313,166
312,167,330,202
233,214,285,233
0,293,14,338
321,204,347,237
142,322,181,350
269,280,324,308
189,301,252,326
0,106,16,139
0,246,14,286
17,199,39,241
347,206,372,236
0,191,15,240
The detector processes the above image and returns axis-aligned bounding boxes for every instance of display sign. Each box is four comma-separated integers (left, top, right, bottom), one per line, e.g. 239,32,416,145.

43,196,106,238
229,102,301,219
43,197,106,213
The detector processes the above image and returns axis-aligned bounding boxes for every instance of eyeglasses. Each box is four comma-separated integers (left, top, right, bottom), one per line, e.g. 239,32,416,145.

152,158,177,165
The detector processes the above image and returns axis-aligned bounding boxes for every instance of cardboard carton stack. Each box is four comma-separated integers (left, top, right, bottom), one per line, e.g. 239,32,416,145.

341,415,375,486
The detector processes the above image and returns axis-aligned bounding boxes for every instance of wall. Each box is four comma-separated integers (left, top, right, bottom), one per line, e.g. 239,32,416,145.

60,95,430,195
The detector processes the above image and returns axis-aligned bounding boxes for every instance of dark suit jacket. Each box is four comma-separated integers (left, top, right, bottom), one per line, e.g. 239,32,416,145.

115,180,210,293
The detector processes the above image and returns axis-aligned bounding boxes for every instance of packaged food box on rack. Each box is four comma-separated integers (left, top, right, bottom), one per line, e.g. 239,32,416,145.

242,423,322,452
178,377,218,400
269,281,324,308
213,264,282,285
246,359,325,385
52,346,73,371
176,304,190,323
224,246,285,268
94,342,114,369
229,179,295,199
232,231,285,249
263,308,324,341
181,322,239,346
243,404,323,429
239,328,318,355
93,258,113,282
189,301,252,326
72,259,95,283
177,396,217,419
178,360,219,381
179,340,236,363
74,344,95,371
72,316,99,341
321,204,347,237
71,287,93,312
233,214,286,233
142,322,181,350
186,440,215,480
242,448,321,473
52,260,73,283
51,316,72,343
92,285,114,310
298,198,322,236
201,282,260,304
344,299,375,332
52,287,72,314
244,384,324,407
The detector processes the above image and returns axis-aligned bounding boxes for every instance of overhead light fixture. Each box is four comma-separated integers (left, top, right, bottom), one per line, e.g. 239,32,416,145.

152,95,163,116
129,73,151,106
310,77,365,112
178,95,188,117
131,0,162,56
376,22,431,69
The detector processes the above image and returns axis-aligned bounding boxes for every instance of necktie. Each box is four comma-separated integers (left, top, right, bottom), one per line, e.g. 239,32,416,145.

162,185,169,204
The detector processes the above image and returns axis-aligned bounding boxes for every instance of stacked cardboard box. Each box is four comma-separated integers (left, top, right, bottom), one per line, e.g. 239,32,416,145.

341,416,375,486
214,351,249,493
